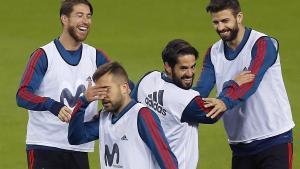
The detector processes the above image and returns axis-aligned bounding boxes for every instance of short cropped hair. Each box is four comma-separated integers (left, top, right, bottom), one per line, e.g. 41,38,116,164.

60,0,93,17
206,0,241,15
92,62,129,83
162,39,199,68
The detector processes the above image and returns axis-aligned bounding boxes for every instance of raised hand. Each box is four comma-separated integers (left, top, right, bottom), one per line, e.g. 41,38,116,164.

84,80,108,102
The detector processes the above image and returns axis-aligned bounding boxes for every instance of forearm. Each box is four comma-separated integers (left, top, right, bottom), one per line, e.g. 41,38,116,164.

68,97,99,145
181,96,219,124
16,87,64,115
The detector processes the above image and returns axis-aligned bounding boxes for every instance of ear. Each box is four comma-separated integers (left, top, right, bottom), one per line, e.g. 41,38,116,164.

164,62,172,75
236,12,243,24
61,15,69,25
120,82,129,94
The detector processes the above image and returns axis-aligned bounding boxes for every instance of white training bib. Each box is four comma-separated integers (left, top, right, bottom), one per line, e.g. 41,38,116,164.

137,71,199,169
26,41,98,152
99,103,160,169
210,29,294,143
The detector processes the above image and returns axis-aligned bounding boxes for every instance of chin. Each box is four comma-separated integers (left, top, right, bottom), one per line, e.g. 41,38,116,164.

184,83,192,89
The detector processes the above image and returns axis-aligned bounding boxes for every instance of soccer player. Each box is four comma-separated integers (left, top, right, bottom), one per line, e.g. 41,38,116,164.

68,62,178,169
16,0,110,168
130,39,253,169
195,0,295,168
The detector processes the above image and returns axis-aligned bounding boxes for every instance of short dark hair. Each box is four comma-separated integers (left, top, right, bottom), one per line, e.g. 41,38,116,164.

92,62,129,83
60,0,93,17
206,0,241,15
162,39,199,68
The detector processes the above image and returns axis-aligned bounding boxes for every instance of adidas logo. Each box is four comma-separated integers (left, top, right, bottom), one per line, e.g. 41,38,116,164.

145,90,167,116
121,135,128,141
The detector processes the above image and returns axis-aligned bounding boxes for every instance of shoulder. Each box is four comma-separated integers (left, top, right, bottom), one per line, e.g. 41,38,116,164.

205,46,213,56
141,70,160,79
138,106,160,123
137,70,161,85
96,48,111,61
29,48,47,63
253,36,278,54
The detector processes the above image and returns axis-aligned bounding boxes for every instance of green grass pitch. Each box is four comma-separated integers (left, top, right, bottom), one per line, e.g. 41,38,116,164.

0,0,298,168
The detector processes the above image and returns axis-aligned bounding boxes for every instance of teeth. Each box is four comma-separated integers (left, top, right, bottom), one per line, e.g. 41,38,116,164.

183,78,192,82
79,26,88,31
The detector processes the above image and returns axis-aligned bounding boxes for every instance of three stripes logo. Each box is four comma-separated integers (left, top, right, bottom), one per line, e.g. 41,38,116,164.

145,90,167,116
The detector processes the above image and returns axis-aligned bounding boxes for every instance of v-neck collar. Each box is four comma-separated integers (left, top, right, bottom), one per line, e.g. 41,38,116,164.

54,38,83,66
224,27,252,60
111,100,137,124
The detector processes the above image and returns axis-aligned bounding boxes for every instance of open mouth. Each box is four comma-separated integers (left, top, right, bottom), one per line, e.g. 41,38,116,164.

182,78,192,84
102,100,111,107
220,30,230,36
78,26,88,33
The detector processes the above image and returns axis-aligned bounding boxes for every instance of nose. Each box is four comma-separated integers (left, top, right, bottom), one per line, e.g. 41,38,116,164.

186,68,194,77
83,15,91,24
216,22,225,32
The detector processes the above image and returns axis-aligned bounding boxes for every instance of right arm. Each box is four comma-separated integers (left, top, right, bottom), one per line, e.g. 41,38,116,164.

181,96,225,123
68,96,99,145
16,48,65,115
194,47,216,97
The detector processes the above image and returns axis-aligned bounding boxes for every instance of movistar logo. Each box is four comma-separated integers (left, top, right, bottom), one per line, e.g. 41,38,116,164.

60,85,86,107
145,90,167,116
105,143,120,167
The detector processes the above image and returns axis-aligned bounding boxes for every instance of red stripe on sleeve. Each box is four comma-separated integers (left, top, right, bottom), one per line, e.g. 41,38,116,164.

19,88,46,103
22,49,43,86
140,108,177,169
97,48,111,62
71,100,82,118
18,49,47,103
226,38,267,100
194,96,212,113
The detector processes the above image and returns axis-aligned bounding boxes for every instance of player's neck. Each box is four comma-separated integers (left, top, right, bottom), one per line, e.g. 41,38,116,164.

59,33,82,51
226,26,245,50
115,96,132,114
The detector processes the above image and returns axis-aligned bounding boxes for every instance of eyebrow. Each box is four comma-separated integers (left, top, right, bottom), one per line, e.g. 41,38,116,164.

99,86,111,89
75,12,92,15
180,63,196,68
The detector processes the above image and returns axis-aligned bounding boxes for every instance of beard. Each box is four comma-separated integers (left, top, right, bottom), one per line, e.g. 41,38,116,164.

102,98,122,113
172,71,194,90
217,23,239,42
68,25,89,42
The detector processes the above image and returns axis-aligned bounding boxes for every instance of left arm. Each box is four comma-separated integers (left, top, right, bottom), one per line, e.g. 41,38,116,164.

68,96,99,145
218,37,278,109
137,107,178,169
